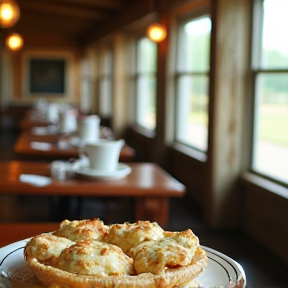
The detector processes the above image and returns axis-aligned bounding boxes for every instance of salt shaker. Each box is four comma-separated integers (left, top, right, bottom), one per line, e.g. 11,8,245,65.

50,161,67,180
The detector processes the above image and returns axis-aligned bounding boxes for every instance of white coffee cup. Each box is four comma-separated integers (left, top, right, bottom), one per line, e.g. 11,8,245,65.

84,139,125,172
46,103,59,123
59,109,77,133
78,115,100,143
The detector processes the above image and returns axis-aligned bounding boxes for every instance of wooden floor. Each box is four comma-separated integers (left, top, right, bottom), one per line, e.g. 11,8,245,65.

0,124,287,288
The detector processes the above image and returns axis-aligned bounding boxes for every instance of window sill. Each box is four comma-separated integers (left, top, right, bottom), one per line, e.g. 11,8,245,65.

133,126,156,139
241,171,288,200
172,143,207,162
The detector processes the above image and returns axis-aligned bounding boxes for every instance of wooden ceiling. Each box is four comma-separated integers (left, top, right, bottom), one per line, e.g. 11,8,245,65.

10,0,158,47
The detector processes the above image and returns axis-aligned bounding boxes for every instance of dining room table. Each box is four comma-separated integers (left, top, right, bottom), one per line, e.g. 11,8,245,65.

0,222,60,248
14,130,135,162
18,108,53,130
0,161,185,228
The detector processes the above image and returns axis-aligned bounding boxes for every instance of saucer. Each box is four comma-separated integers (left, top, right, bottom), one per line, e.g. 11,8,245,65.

73,163,131,180
69,137,84,148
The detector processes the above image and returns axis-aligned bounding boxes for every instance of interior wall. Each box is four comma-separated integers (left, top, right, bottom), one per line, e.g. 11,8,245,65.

167,147,207,204
241,174,288,264
112,33,130,139
204,0,250,228
9,46,81,107
0,51,13,109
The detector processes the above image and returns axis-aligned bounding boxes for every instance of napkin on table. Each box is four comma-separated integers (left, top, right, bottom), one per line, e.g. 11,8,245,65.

31,142,52,151
31,127,48,135
31,125,58,135
19,174,52,187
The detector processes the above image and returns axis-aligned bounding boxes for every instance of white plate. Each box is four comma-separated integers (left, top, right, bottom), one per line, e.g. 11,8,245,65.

0,240,246,288
73,163,132,180
197,246,246,287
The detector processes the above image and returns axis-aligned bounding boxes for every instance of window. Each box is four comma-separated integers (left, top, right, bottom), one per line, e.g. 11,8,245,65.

251,0,288,183
175,15,211,152
99,47,113,117
135,37,157,130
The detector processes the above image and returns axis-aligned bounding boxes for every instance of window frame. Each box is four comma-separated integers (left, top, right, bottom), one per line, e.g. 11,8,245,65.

134,36,158,132
174,11,212,155
98,45,113,119
250,0,288,186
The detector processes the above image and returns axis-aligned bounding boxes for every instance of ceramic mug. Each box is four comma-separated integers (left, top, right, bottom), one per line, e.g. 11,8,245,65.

84,139,125,172
59,109,77,133
46,103,59,123
78,115,100,143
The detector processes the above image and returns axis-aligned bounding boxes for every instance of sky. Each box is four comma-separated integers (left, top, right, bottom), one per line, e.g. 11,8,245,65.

183,1,288,57
263,0,288,55
184,17,211,36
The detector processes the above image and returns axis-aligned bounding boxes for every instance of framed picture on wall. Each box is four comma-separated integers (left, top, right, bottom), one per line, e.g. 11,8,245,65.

29,59,66,95
21,51,74,101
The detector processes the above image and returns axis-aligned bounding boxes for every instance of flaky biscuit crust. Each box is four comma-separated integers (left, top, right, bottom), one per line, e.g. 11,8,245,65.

106,221,164,255
54,218,109,242
26,247,207,288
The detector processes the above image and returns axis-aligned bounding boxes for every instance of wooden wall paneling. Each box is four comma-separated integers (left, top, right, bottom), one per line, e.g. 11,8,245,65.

12,52,22,100
154,13,170,167
86,47,99,114
85,0,156,46
167,147,206,203
18,34,81,48
1,52,12,107
243,184,288,264
112,33,130,139
10,48,81,105
125,128,155,162
205,0,250,228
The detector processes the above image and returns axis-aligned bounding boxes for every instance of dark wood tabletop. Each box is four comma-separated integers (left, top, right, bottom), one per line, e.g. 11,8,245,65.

14,130,135,162
19,109,53,130
0,161,185,227
0,222,60,248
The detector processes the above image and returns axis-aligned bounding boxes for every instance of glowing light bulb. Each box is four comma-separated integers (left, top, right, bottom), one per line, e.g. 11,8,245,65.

6,33,23,51
147,23,167,43
1,3,13,19
0,0,20,28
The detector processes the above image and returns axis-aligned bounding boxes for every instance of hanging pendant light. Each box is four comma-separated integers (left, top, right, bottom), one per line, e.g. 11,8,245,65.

0,0,20,28
6,32,23,51
147,22,167,43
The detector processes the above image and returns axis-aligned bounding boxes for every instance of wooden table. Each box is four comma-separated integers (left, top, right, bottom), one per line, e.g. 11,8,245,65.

14,130,135,162
0,161,185,227
0,223,60,248
19,109,52,130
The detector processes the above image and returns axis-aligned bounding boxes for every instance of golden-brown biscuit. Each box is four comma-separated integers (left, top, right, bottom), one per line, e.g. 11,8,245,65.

53,218,109,242
130,229,199,275
106,220,164,254
51,240,134,276
24,233,74,262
